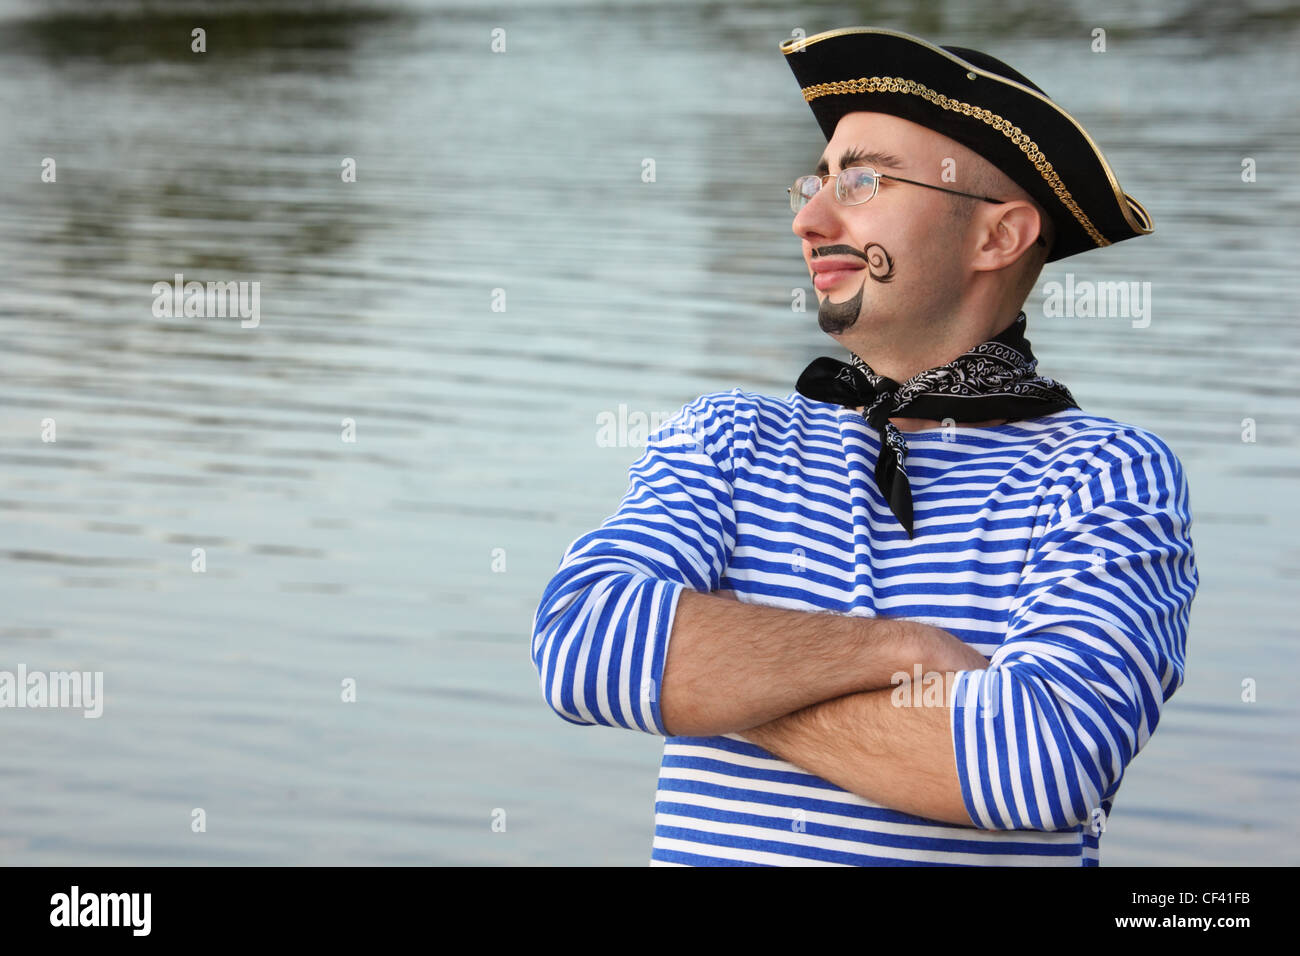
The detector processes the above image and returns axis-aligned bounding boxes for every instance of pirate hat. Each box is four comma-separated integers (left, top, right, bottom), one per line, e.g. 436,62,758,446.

781,27,1152,261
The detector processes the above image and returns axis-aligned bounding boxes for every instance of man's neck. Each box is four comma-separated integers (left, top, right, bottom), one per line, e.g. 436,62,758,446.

839,308,1021,384
840,306,1024,429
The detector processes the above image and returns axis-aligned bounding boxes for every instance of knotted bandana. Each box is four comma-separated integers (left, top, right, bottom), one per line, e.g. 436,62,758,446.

795,312,1078,539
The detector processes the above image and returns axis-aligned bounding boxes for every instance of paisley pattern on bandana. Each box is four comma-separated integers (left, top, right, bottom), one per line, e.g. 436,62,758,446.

795,312,1078,539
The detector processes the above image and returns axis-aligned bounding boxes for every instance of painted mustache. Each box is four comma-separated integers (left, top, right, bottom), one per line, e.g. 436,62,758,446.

812,244,867,263
811,244,895,282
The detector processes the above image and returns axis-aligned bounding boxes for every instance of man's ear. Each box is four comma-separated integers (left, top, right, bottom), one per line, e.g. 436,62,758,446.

971,201,1044,272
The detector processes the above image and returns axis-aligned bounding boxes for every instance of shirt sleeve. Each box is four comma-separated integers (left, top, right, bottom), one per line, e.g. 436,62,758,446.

530,391,738,735
949,426,1199,831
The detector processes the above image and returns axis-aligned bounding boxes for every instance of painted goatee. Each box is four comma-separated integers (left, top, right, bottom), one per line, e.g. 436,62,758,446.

813,242,895,334
818,282,863,334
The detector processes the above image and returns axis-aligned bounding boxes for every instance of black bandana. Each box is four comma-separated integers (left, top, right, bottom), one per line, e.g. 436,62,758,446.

795,312,1079,539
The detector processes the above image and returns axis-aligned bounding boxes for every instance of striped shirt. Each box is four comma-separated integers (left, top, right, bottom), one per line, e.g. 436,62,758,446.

531,387,1199,866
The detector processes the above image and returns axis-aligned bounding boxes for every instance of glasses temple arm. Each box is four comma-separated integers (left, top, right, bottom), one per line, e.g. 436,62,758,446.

878,173,1004,204
880,174,1047,246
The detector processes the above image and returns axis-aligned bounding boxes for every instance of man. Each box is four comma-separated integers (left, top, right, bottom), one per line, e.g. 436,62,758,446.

531,27,1197,865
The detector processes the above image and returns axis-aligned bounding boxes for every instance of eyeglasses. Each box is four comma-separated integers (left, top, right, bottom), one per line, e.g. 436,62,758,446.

788,166,1047,247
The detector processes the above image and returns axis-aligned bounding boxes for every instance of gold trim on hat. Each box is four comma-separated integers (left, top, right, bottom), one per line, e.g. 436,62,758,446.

780,27,1155,248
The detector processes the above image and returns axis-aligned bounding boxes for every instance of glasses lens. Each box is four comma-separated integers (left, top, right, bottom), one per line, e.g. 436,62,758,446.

790,175,820,214
838,168,877,204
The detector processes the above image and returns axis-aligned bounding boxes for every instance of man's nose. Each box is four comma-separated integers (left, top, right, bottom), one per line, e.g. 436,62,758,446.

792,180,843,241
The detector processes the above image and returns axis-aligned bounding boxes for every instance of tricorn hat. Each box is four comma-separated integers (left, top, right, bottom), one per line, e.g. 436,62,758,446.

781,27,1152,261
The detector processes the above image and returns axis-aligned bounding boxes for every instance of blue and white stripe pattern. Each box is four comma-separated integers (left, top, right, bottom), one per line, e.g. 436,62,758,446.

531,388,1198,865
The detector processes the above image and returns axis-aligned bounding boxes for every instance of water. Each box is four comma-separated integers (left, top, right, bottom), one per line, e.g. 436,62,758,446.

0,0,1297,865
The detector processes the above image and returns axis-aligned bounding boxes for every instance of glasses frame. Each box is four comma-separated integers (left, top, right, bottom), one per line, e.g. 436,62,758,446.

788,166,1048,247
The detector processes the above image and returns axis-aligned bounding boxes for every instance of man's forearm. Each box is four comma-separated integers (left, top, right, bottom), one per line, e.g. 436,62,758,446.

739,675,977,825
659,588,961,737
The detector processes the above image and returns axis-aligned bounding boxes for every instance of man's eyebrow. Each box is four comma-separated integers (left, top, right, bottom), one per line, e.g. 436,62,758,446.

814,147,905,176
